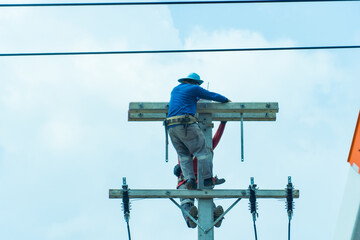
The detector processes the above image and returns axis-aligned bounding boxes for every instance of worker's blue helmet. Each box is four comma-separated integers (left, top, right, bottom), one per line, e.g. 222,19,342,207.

178,72,204,85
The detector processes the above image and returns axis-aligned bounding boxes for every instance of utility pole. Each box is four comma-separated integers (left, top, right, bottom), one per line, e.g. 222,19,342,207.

110,101,299,240
197,111,214,240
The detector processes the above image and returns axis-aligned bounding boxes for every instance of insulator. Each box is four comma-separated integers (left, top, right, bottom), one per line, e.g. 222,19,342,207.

248,181,258,221
122,177,131,223
122,190,130,213
286,177,294,220
286,185,294,211
121,200,132,212
249,188,258,213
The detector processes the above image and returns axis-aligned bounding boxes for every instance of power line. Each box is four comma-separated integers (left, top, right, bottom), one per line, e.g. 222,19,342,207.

0,45,359,57
0,0,359,8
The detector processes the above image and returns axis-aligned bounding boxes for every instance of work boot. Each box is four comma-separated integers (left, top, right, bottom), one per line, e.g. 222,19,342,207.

204,176,226,187
214,205,224,228
213,176,226,185
185,205,198,228
185,178,197,190
173,164,182,177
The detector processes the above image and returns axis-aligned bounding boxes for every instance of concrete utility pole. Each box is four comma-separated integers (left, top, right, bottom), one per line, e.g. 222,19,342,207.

110,101,299,240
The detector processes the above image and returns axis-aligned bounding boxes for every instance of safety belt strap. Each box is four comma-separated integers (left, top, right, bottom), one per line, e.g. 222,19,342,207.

164,122,169,162
165,114,197,127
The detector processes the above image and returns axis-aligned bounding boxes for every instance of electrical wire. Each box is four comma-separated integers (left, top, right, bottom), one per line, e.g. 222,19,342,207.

288,219,291,240
0,45,359,57
126,222,132,240
1,0,359,8
253,219,258,240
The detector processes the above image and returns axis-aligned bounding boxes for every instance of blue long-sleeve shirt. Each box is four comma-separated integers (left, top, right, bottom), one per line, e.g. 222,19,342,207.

167,83,228,118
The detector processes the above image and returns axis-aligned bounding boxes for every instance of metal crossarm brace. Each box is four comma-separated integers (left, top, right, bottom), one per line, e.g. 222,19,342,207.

205,198,242,233
168,197,243,234
169,198,206,232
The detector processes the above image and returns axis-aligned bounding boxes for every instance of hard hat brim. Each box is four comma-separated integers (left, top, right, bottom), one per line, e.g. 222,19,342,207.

178,77,204,85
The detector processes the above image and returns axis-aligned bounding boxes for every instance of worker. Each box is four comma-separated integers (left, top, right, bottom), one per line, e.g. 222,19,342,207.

165,72,231,190
174,121,227,228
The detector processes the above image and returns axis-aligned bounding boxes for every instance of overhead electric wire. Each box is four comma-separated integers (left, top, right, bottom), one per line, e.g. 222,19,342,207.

0,45,359,57
0,0,360,7
126,222,132,240
253,220,258,240
288,219,291,240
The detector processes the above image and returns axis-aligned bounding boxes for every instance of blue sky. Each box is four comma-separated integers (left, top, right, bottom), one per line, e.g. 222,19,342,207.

0,1,360,240
170,2,360,45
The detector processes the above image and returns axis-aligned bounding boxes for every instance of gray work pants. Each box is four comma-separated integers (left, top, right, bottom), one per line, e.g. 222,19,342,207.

168,123,213,181
178,183,195,221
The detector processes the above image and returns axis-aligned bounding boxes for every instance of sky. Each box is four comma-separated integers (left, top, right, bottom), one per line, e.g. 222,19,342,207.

0,0,360,240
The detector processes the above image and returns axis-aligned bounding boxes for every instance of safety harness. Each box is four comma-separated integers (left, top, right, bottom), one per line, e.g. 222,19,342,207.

164,114,197,127
163,114,198,162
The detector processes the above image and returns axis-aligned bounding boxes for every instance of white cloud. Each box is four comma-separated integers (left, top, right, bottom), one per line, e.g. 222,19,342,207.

40,119,84,152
